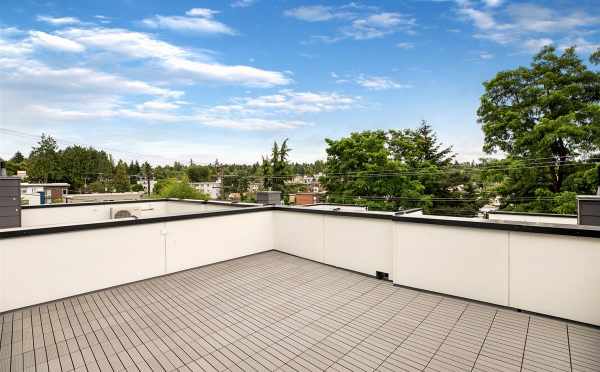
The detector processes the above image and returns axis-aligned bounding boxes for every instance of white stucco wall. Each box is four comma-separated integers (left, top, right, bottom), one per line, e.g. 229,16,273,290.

1,210,273,313
273,211,395,279
0,223,166,312
394,223,510,306
165,211,273,273
509,232,600,326
2,208,600,326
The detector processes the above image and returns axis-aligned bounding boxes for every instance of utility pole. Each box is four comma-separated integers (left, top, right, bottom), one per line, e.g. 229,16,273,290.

219,165,225,200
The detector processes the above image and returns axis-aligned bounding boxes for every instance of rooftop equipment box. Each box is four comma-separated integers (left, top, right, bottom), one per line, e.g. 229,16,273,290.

577,195,600,226
256,191,282,205
0,177,21,229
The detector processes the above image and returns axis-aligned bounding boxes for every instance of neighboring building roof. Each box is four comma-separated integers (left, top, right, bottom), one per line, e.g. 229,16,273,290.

21,182,70,187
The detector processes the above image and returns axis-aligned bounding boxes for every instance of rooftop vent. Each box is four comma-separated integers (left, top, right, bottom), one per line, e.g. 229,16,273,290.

256,191,282,205
577,195,600,227
0,160,6,177
110,208,139,219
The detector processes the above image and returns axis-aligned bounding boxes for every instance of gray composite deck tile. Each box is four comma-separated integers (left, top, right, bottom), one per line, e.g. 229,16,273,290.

1,251,599,372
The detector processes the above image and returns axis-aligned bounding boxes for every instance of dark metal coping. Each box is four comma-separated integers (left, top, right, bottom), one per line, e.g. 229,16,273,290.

487,210,578,218
3,204,600,239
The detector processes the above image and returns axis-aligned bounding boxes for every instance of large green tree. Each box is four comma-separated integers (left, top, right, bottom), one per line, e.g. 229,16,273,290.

478,46,600,193
27,134,61,182
322,130,425,211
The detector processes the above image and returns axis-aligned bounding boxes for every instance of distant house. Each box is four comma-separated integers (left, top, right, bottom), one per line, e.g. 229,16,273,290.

21,183,70,205
136,177,157,194
191,179,221,199
294,192,321,205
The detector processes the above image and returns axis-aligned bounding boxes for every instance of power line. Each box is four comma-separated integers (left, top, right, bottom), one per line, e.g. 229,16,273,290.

220,159,600,180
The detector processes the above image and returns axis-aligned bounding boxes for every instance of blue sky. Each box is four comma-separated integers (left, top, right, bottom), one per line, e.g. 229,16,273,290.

1,0,598,164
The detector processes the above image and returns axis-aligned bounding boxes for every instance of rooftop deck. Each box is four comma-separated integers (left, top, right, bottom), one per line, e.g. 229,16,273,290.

1,251,598,372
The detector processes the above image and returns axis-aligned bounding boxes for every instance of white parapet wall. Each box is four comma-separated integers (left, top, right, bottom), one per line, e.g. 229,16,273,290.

0,223,166,312
0,210,273,313
394,222,510,306
509,232,600,326
273,211,395,280
2,207,600,326
165,211,273,273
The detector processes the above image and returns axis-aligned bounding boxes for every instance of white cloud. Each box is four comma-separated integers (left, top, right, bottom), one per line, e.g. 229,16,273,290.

162,57,291,87
137,100,180,111
0,37,32,56
479,51,494,59
58,27,289,87
284,5,350,22
506,4,599,33
36,15,81,26
185,8,219,17
456,2,600,52
141,12,235,35
287,5,415,42
222,90,358,114
522,38,554,52
231,0,257,8
458,7,497,30
1,59,183,98
396,42,414,49
344,12,416,40
58,28,189,60
355,75,412,90
559,37,600,53
482,0,502,8
29,31,85,53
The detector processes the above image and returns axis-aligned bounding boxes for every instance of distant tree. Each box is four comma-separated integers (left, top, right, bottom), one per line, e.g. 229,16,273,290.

478,46,600,193
112,160,131,192
88,180,109,193
187,164,213,182
27,134,61,182
389,120,454,167
157,178,208,200
130,183,145,192
128,161,141,176
11,151,24,163
322,130,425,211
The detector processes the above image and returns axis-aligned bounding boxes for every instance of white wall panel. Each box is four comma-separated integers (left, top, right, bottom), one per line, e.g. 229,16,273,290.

394,223,509,306
0,224,165,312
165,211,273,273
510,232,600,325
322,216,394,278
273,211,324,262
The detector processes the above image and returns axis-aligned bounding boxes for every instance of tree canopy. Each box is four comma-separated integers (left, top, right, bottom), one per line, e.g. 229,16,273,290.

478,46,600,193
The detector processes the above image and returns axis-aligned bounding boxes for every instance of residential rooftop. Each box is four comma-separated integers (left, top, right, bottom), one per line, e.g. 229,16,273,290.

1,197,600,371
2,251,599,372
